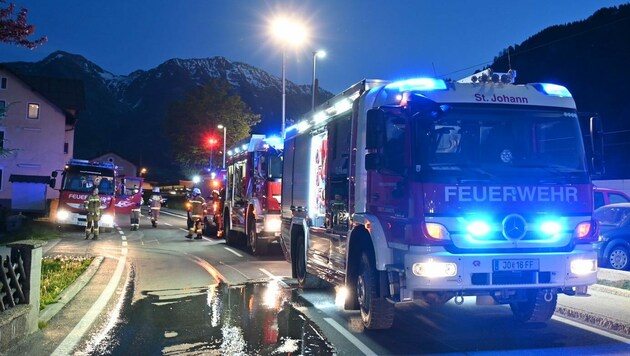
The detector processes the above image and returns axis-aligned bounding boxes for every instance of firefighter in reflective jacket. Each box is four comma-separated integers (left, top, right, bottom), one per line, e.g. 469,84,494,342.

130,185,141,231
85,187,101,239
149,187,162,228
186,187,206,240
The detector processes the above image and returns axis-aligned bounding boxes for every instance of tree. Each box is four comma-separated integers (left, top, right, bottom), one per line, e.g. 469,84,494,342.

165,79,260,173
0,0,46,49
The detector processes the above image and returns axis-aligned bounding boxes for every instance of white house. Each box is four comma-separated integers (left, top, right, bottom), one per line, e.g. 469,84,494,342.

0,66,83,212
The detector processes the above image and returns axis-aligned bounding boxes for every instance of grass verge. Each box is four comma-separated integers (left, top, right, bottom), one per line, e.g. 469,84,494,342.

40,256,94,310
597,278,630,291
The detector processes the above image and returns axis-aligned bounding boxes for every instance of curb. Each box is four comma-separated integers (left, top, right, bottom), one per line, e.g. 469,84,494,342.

39,256,105,325
555,305,630,338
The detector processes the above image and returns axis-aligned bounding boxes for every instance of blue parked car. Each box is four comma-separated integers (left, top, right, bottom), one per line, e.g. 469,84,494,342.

593,203,630,270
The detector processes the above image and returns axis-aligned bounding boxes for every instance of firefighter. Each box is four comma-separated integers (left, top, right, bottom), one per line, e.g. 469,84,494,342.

186,187,206,240
84,187,101,239
130,185,141,231
149,187,162,228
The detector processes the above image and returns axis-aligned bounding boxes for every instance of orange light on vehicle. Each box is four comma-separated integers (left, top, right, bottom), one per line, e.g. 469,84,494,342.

425,222,449,240
574,221,592,239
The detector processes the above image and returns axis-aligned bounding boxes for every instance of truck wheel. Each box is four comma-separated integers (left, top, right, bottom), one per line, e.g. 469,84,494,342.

510,289,557,323
203,217,217,237
295,235,326,289
356,250,395,329
607,245,629,270
248,215,268,256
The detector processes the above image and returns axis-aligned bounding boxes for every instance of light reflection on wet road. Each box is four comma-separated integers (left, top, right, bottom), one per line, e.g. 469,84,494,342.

80,281,335,355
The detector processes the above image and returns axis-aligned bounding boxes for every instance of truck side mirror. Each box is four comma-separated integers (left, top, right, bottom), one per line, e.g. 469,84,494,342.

51,171,58,178
49,178,56,189
366,109,385,150
365,153,383,170
590,116,605,176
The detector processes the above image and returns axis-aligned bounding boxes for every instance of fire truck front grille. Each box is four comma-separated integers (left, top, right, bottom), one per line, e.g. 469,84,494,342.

471,271,551,285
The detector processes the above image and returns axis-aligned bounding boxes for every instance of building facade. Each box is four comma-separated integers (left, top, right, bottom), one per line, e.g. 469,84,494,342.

0,67,82,212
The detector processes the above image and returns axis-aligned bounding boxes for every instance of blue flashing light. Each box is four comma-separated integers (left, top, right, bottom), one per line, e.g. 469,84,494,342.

265,135,283,148
466,220,491,238
385,77,447,92
539,83,572,98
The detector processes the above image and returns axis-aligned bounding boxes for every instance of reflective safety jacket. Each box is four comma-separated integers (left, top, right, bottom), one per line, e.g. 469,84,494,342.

85,193,101,216
189,195,206,219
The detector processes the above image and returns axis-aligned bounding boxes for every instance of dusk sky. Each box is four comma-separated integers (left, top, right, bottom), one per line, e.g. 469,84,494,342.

2,0,628,93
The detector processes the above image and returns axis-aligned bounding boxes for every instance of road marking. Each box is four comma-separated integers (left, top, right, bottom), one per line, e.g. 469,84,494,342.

121,236,126,241
122,241,127,247
118,230,124,235
52,255,127,356
259,268,276,279
179,228,188,232
121,248,128,255
224,247,243,257
553,315,630,344
323,318,377,356
187,254,225,283
164,222,172,226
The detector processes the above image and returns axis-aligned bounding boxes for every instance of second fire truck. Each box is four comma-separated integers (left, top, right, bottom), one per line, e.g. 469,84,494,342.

280,71,602,329
220,134,283,255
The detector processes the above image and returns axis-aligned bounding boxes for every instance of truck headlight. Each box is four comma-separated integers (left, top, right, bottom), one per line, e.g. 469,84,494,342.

570,259,597,275
101,214,114,225
412,260,458,278
264,215,282,232
57,209,70,221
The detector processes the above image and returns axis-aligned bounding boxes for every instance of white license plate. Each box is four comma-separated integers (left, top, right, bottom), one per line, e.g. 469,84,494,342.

493,259,539,271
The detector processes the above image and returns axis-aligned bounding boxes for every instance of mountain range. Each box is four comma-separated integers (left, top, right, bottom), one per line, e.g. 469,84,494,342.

3,3,630,180
3,52,332,180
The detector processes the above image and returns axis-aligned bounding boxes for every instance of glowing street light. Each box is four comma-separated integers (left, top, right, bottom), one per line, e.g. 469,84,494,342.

312,50,326,111
270,16,308,138
208,137,218,170
217,124,227,169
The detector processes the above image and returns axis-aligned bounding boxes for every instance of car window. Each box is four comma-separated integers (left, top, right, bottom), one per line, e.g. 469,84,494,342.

609,193,630,205
593,192,605,210
594,206,630,226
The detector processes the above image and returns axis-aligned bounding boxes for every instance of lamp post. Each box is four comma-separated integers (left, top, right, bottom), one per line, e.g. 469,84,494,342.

312,50,326,111
217,124,227,169
271,17,307,138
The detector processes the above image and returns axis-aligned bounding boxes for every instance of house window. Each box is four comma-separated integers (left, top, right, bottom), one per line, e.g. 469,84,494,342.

64,142,69,154
0,169,3,190
0,100,5,112
27,103,39,119
0,130,4,150
1,77,6,89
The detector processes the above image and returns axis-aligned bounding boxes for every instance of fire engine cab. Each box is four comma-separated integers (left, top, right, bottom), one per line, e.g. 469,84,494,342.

220,134,283,255
280,71,603,329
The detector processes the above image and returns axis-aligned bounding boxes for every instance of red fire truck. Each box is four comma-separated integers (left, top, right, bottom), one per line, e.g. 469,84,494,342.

50,159,117,231
220,134,283,255
280,71,603,329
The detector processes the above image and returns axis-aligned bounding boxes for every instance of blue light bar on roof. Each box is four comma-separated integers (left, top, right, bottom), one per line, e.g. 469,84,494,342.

539,83,572,98
385,77,447,92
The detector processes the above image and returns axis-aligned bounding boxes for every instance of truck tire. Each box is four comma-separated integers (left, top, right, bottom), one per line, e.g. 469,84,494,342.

607,245,629,270
295,234,326,289
203,217,217,237
356,250,395,329
248,214,268,256
510,289,557,323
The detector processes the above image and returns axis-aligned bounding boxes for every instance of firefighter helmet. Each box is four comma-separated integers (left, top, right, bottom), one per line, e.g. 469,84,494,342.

153,187,160,193
192,187,201,196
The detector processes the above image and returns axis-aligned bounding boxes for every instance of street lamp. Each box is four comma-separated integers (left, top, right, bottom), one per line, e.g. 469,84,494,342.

312,50,326,111
217,124,227,169
271,17,307,138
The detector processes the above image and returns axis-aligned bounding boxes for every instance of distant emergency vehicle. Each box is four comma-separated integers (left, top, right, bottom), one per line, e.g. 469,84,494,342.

50,159,117,230
220,134,283,255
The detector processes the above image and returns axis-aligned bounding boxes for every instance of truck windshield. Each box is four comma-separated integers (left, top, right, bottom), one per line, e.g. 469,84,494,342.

413,105,587,178
62,171,116,194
